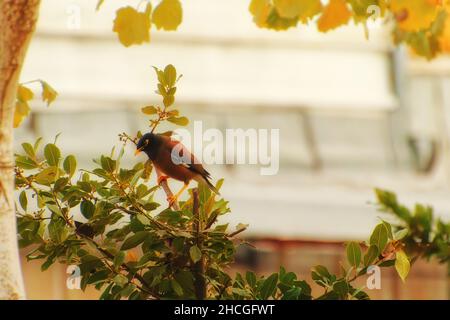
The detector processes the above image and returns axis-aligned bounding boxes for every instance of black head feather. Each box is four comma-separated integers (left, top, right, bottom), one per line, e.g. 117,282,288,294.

136,133,163,160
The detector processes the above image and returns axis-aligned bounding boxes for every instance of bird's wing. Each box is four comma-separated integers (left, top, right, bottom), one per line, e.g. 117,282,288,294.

163,137,211,178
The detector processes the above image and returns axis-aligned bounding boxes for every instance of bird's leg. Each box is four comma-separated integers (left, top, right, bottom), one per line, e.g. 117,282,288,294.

167,182,189,207
157,175,169,185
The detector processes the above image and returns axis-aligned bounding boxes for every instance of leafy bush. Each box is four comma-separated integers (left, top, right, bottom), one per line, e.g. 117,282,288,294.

15,65,449,300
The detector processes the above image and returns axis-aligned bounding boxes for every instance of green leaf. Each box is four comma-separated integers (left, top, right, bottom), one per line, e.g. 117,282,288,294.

142,160,153,180
259,273,278,299
167,116,188,126
349,285,370,300
141,105,158,115
164,64,177,87
394,228,409,240
99,283,113,300
369,223,389,254
231,287,252,298
113,274,128,287
121,231,148,250
121,284,136,297
137,251,155,268
80,200,95,219
19,191,27,211
395,250,410,282
171,279,183,296
33,137,43,152
63,155,77,178
44,143,61,166
92,168,110,180
15,155,38,169
174,271,194,295
163,95,175,107
48,217,67,243
189,245,202,263
245,271,257,288
41,255,56,271
54,177,68,191
333,280,349,299
114,251,126,270
153,66,166,86
374,189,411,222
279,271,296,286
296,280,312,300
88,270,110,285
363,245,379,266
346,241,361,268
382,220,393,239
281,287,301,300
311,265,332,287
21,142,35,158
100,156,116,173
34,167,59,185
130,169,144,186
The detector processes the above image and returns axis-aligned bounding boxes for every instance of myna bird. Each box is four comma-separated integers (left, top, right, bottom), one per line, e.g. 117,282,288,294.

135,133,219,205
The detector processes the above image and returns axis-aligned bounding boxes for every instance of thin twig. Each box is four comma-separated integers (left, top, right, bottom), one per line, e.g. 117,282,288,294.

228,227,248,238
192,189,206,299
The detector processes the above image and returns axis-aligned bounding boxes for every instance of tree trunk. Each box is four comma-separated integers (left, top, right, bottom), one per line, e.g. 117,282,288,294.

0,0,40,300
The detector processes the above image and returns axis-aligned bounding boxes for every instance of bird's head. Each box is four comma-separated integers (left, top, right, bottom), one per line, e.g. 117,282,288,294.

135,133,165,160
135,133,156,156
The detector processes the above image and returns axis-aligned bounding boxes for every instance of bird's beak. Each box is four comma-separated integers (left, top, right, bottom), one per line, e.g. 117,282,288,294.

135,147,143,156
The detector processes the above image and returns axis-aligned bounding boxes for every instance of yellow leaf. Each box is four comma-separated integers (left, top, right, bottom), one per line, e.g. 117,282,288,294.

152,0,182,31
298,0,322,23
41,81,58,106
13,101,31,128
274,0,303,18
249,0,272,28
347,0,383,22
266,8,299,30
439,1,450,51
394,249,410,282
273,0,322,22
141,105,158,114
17,85,34,102
391,0,442,32
317,0,352,33
113,5,152,47
14,84,33,128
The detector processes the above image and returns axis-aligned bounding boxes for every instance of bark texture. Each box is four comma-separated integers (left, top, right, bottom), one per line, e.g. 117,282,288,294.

0,0,40,300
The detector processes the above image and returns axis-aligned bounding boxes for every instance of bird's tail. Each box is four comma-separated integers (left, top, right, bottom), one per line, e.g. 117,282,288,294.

198,175,220,195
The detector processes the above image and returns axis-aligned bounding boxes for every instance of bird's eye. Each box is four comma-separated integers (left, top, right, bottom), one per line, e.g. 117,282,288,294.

144,139,150,146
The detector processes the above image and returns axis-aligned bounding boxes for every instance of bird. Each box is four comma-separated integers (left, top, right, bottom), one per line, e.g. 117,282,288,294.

135,132,219,206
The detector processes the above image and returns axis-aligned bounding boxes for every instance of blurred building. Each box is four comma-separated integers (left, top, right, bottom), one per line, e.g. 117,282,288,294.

16,0,450,299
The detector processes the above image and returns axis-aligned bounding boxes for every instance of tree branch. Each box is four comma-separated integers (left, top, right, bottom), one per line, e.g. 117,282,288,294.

192,188,206,299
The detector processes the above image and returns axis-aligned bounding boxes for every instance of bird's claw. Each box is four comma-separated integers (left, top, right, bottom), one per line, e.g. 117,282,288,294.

167,195,178,207
157,175,169,185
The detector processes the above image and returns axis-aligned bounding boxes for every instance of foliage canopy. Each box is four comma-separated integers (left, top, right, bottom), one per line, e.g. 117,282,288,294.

101,0,450,59
16,65,449,300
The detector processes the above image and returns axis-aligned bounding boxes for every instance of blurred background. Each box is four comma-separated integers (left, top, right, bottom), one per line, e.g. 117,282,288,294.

16,0,450,299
